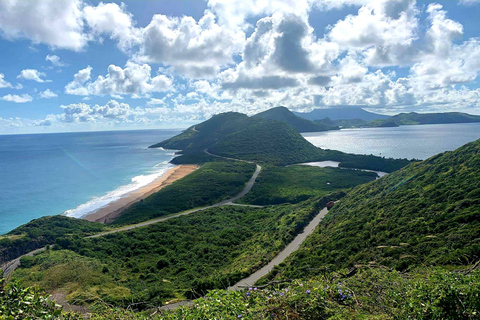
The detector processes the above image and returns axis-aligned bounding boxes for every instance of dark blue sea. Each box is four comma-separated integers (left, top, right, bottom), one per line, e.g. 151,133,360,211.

0,129,180,235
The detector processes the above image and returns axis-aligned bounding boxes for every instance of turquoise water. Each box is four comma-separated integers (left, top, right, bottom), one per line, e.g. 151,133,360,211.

0,129,180,235
303,123,480,160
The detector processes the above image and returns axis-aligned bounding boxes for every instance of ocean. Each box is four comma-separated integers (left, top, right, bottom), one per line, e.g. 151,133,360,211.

0,129,180,235
303,123,480,160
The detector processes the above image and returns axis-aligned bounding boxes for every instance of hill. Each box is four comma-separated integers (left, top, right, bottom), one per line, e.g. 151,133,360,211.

295,107,388,121
370,111,480,127
273,138,480,279
150,111,327,165
150,109,412,169
253,106,338,132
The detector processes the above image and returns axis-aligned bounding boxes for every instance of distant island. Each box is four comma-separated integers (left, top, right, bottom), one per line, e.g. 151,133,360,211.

1,107,479,319
296,107,480,129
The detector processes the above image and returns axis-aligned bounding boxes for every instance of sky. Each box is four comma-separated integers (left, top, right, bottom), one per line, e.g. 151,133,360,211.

1,0,480,134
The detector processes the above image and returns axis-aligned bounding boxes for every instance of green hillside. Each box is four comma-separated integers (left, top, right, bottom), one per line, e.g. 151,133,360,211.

237,165,377,205
149,112,253,151
12,198,325,307
254,106,338,132
208,120,325,165
274,138,480,279
150,109,412,169
0,216,106,265
112,161,255,225
369,111,480,127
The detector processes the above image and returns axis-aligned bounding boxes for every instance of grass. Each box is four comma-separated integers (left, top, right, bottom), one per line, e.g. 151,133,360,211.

237,165,377,205
12,197,328,308
111,161,256,225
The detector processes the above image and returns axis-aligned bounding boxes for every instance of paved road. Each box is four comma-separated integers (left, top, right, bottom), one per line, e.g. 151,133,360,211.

1,247,47,278
228,206,329,290
160,206,331,310
1,151,263,275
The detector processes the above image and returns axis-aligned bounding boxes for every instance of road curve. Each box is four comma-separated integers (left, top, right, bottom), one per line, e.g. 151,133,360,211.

228,206,329,290
1,151,262,276
160,205,331,310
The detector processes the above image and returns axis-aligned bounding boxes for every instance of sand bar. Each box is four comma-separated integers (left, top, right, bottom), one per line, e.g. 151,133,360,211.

83,164,199,223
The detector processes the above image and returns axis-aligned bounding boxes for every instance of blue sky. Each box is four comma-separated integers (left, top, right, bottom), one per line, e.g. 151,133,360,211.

0,0,480,134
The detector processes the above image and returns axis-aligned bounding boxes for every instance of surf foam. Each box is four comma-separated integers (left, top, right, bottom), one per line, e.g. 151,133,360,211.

64,163,174,219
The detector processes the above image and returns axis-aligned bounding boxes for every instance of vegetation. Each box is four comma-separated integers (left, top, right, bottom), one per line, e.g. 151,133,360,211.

6,266,478,319
12,197,327,307
314,117,369,129
149,109,412,171
294,107,389,121
0,274,81,319
370,111,480,127
208,120,326,165
314,111,480,129
253,106,338,133
158,267,480,320
0,216,106,265
112,161,255,225
238,165,377,205
273,139,480,280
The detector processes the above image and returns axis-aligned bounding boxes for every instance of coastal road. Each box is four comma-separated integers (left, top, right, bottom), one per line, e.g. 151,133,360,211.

1,150,263,275
160,205,332,310
228,206,329,290
1,247,47,278
87,153,262,239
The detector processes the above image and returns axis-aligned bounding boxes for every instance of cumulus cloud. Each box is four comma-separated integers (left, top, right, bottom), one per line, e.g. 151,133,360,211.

17,69,51,83
39,89,58,99
137,11,245,77
0,0,88,51
46,55,67,67
65,63,173,97
83,2,139,50
1,94,33,103
0,73,13,88
327,0,419,66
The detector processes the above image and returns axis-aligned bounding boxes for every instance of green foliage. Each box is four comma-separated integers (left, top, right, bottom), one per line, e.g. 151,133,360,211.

369,111,480,127
0,216,106,265
112,161,255,225
253,106,339,133
0,276,80,320
238,165,377,205
14,198,324,308
149,112,254,152
63,267,480,319
209,120,326,165
12,250,131,306
276,139,480,279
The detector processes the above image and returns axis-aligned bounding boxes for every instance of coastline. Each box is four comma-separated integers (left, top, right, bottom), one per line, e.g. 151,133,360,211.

82,164,199,224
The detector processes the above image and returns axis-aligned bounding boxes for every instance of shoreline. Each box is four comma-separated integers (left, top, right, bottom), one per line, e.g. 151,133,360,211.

82,164,199,224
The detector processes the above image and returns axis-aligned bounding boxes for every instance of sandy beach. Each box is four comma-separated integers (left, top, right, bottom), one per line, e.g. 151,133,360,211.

83,164,199,224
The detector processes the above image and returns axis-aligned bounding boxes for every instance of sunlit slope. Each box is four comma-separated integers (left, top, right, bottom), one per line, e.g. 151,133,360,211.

277,138,480,277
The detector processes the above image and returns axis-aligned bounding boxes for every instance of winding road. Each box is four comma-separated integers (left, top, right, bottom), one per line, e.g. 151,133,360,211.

1,149,262,277
1,148,333,315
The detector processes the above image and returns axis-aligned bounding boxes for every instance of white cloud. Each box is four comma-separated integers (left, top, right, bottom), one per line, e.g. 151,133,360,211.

0,0,88,51
1,94,33,103
0,73,12,88
328,0,419,66
65,66,92,95
39,89,58,99
83,2,139,50
46,55,67,67
459,0,480,5
65,62,173,97
138,11,245,77
17,69,51,83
